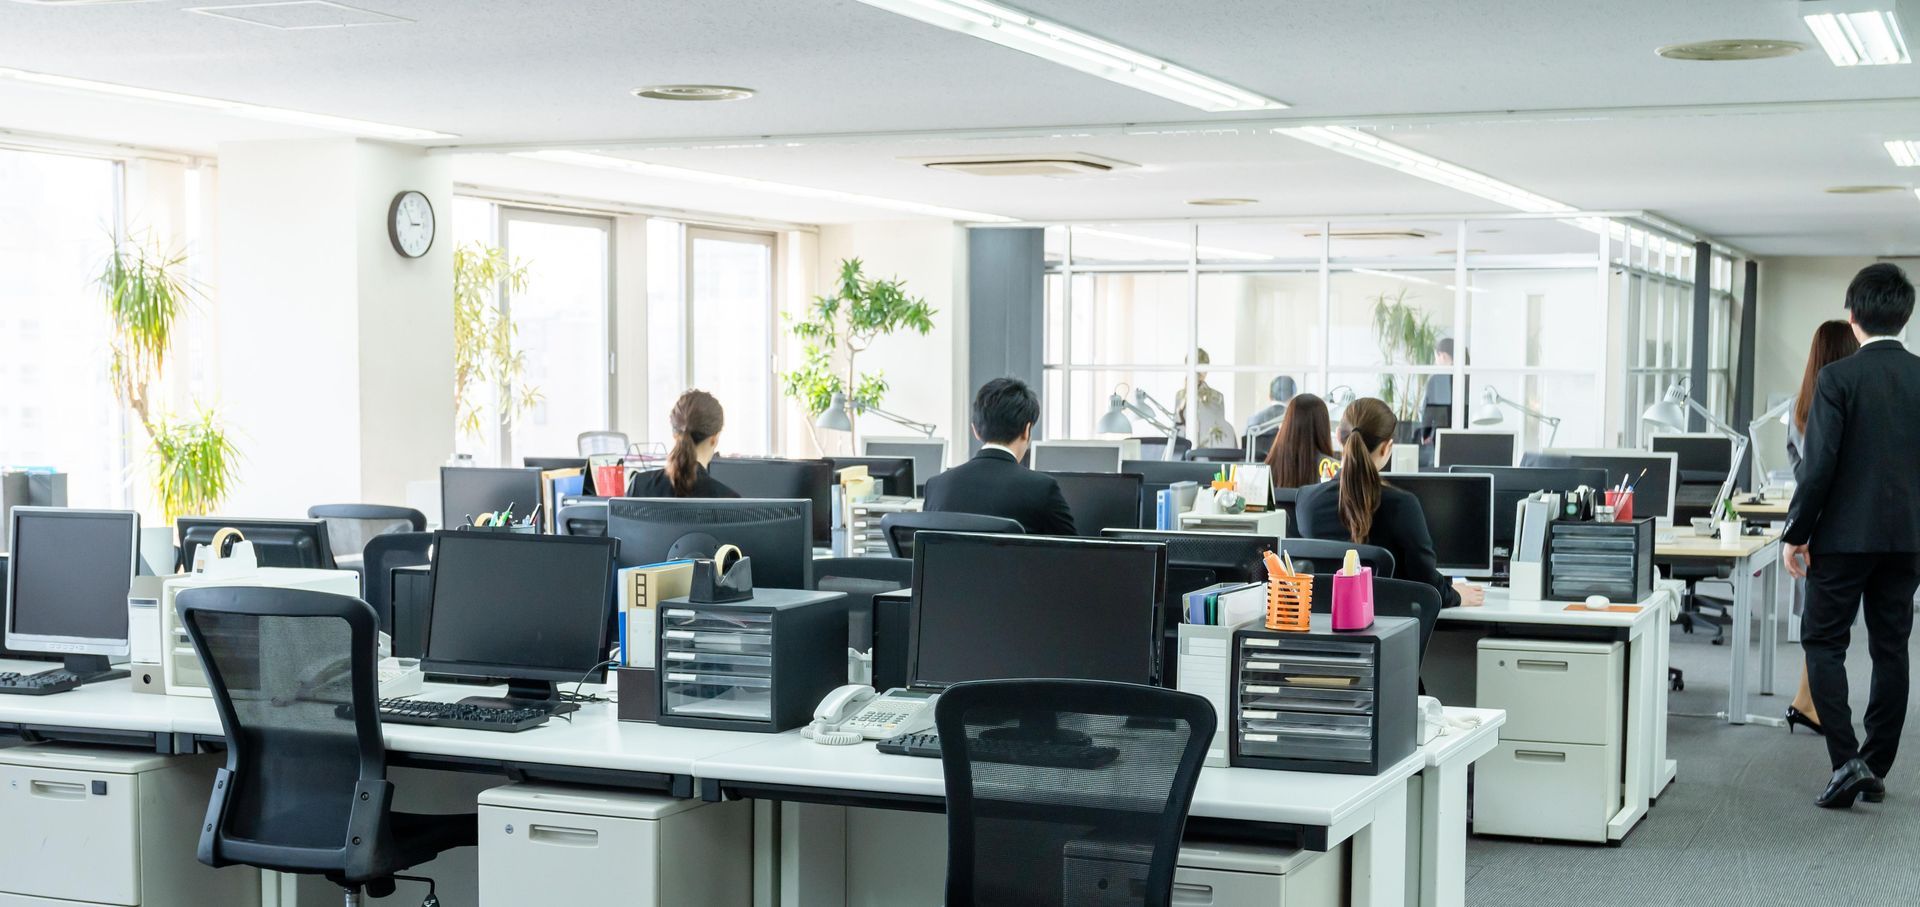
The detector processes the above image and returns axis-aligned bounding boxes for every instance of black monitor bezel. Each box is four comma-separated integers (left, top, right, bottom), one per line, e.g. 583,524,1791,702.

420,530,617,685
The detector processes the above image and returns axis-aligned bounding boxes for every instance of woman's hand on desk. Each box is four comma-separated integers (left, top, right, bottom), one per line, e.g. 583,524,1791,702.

1453,582,1486,607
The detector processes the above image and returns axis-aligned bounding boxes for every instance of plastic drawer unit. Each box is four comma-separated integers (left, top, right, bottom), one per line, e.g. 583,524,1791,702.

656,589,848,732
1473,638,1624,842
0,744,260,907
478,783,750,907
1230,615,1418,776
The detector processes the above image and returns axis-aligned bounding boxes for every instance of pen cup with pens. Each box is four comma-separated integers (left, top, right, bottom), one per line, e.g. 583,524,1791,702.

1262,550,1311,632
1604,490,1634,523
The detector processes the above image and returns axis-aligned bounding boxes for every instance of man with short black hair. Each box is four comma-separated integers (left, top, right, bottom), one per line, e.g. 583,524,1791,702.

923,378,1077,536
1785,262,1920,809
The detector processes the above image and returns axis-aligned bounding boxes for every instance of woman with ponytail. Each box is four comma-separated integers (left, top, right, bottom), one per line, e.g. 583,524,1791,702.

1294,397,1483,609
630,389,740,499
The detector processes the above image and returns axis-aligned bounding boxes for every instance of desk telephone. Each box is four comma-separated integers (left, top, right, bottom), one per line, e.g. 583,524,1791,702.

803,684,936,745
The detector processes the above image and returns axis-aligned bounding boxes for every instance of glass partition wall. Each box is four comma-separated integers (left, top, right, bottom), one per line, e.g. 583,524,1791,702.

1036,215,1741,458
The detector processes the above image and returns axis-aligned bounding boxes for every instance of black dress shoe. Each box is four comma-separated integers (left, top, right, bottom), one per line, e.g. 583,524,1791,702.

1786,707,1825,737
1863,775,1887,803
1818,759,1876,809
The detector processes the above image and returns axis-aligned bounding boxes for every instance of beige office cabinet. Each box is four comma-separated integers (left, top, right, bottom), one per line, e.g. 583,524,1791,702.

0,744,259,907
1473,638,1624,842
477,783,750,907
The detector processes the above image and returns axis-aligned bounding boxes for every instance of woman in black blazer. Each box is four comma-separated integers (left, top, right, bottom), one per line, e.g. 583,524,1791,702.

1295,397,1483,609
629,389,740,499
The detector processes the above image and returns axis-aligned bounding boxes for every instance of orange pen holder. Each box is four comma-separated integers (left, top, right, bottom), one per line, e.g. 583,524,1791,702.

1266,572,1312,632
1331,567,1375,631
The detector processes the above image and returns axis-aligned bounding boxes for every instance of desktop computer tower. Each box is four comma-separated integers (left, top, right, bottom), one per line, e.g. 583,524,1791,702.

657,589,848,733
1229,615,1418,776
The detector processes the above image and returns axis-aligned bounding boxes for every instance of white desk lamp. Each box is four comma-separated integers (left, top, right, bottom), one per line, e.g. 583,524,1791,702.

815,392,937,438
1640,378,1749,523
1098,385,1182,461
1746,396,1795,491
1472,385,1561,446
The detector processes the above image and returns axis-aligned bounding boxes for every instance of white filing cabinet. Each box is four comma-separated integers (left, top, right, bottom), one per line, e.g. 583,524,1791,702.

0,744,260,907
1473,638,1624,843
477,783,750,907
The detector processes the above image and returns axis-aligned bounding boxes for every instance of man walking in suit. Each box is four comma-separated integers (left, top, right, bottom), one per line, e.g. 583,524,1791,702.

924,378,1077,536
1784,263,1920,809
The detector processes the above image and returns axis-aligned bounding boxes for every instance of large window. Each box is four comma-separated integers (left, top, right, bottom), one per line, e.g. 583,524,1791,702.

0,148,128,507
1615,228,1739,446
646,223,776,454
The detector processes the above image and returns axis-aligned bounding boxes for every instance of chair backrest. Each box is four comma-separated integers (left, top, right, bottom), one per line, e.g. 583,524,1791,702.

1249,429,1279,462
306,505,426,560
880,511,1024,559
1308,573,1440,660
177,586,398,883
556,501,609,537
936,679,1215,907
814,556,913,652
577,431,630,457
359,531,433,633
1135,436,1193,461
1183,447,1246,463
1276,537,1396,578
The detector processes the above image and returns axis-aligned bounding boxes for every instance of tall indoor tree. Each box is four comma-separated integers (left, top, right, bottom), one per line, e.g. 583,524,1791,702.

780,258,936,450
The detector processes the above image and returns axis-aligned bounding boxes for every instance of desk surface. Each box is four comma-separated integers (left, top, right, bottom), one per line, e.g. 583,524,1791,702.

1438,588,1673,631
1656,530,1778,560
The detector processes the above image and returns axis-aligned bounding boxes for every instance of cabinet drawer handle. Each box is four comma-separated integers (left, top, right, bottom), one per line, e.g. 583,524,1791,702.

1172,881,1215,905
1515,659,1569,672
1514,749,1568,763
529,825,599,847
29,780,88,800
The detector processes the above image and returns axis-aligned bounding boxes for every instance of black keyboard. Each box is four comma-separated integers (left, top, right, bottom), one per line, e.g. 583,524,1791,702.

347,698,550,732
0,670,83,695
878,732,1120,769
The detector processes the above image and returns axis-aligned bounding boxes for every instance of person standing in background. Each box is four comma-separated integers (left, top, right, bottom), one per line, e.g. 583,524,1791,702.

1782,320,1860,736
1175,348,1237,449
1783,263,1920,810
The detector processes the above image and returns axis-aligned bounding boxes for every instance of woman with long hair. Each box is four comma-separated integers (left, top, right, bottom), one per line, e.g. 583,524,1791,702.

1294,397,1484,609
1264,393,1338,489
1785,320,1861,735
629,389,740,499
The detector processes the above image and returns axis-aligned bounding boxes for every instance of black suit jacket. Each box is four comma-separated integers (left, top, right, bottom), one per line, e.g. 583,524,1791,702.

923,448,1077,536
1294,481,1462,609
1784,341,1920,554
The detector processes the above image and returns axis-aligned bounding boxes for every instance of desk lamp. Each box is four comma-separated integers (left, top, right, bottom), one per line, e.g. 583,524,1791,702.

1745,396,1795,491
815,392,938,438
1098,385,1182,460
1640,378,1749,523
1472,386,1562,446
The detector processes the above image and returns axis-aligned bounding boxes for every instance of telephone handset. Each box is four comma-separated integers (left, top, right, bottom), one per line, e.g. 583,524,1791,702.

803,684,937,745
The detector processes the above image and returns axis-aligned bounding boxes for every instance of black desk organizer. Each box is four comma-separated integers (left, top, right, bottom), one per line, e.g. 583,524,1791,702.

656,589,847,733
1544,517,1654,603
1230,615,1417,776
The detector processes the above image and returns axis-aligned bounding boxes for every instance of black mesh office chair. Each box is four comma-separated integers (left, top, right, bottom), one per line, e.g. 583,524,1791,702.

358,532,432,635
1309,573,1441,661
1276,538,1396,578
936,679,1215,907
1183,447,1246,463
306,505,426,563
814,557,913,653
177,587,476,907
880,512,1024,559
555,501,609,537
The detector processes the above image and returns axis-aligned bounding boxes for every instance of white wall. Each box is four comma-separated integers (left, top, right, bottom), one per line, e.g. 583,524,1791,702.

1754,256,1881,412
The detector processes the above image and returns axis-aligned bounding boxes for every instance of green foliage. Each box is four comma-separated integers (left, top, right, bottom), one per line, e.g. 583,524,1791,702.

779,258,935,422
1371,289,1441,423
453,242,540,439
149,409,241,522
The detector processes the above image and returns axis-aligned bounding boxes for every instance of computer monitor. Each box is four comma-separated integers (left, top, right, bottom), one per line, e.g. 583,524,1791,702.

1449,465,1608,554
1388,473,1496,578
1048,472,1146,536
908,533,1164,693
1030,440,1128,474
5,507,139,680
1649,433,1736,484
606,497,814,590
423,531,617,712
1434,430,1517,469
175,517,336,571
828,456,916,499
441,466,545,529
1122,459,1222,527
707,457,834,546
1531,449,1680,524
862,437,948,494
1101,529,1277,610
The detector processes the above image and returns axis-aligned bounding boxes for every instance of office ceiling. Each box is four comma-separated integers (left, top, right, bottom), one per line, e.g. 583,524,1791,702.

3,0,1918,253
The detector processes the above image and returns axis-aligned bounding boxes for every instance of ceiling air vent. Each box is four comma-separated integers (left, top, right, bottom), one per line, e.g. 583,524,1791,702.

1302,229,1440,242
908,153,1137,178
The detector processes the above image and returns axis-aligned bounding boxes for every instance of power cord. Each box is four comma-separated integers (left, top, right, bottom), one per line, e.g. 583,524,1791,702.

555,658,621,723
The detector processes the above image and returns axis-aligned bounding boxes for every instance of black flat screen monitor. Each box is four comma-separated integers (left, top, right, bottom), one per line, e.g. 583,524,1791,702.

828,457,916,499
606,497,814,590
1649,434,1735,484
1529,449,1679,523
1434,430,1517,469
441,466,545,529
1122,460,1224,528
424,531,617,710
175,517,335,571
1047,472,1145,537
1387,473,1495,578
1101,529,1277,617
707,457,834,546
1450,465,1608,554
908,533,1164,691
5,508,138,672
862,438,947,494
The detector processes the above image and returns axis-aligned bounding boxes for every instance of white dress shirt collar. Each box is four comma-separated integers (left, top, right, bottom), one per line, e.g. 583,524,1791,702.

1861,335,1904,348
980,442,1020,460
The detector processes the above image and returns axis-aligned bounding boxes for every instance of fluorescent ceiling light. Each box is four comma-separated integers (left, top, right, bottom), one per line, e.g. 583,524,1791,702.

1803,9,1911,66
513,150,1016,222
1071,226,1273,262
1277,125,1575,214
850,0,1286,112
1886,140,1920,166
0,67,455,140
1350,267,1484,295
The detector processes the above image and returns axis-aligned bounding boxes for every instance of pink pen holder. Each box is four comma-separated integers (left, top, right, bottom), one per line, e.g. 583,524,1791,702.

1331,567,1375,631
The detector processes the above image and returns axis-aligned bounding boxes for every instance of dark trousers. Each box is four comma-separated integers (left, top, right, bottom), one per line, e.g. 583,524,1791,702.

1801,551,1920,775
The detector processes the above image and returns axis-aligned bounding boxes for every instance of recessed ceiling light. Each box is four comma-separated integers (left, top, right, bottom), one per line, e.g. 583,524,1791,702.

631,84,755,102
1885,140,1920,166
850,0,1285,112
1804,7,1911,66
513,150,1013,222
1826,184,1908,194
1187,197,1257,206
1655,39,1807,61
0,66,455,140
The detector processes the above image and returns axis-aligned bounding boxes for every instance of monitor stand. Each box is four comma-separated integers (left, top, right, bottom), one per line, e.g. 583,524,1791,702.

62,654,130,684
459,679,578,716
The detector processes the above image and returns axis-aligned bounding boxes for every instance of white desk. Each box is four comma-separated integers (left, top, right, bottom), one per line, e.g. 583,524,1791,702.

1656,531,1784,726
1437,586,1677,841
1411,708,1503,907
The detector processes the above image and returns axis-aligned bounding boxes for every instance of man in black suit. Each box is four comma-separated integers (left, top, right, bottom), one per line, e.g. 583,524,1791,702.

1784,263,1920,809
923,378,1077,536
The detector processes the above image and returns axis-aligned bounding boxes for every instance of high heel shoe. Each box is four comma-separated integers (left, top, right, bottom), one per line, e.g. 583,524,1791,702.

1786,706,1825,736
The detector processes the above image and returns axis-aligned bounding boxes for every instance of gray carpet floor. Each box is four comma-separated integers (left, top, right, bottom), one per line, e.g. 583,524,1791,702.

1466,617,1920,906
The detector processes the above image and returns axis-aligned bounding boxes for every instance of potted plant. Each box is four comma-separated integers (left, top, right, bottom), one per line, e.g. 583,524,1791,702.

452,242,540,444
1718,497,1743,545
781,259,936,450
1371,288,1439,442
